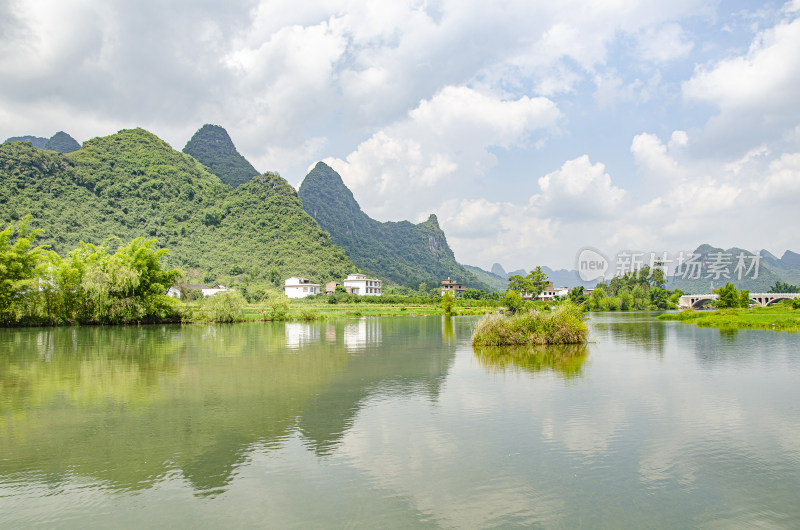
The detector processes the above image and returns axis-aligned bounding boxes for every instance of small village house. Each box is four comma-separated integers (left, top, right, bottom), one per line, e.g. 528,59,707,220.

343,273,382,296
166,283,230,299
440,278,466,297
284,277,321,298
325,281,341,295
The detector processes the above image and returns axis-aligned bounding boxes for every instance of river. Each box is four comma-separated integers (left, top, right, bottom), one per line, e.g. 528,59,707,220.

1,313,799,528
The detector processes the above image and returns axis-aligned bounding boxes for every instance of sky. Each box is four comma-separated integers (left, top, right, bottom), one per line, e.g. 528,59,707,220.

1,0,799,271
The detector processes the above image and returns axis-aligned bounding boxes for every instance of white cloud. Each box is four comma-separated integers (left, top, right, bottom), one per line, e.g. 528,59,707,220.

683,14,800,154
323,86,561,219
637,23,694,63
533,155,626,220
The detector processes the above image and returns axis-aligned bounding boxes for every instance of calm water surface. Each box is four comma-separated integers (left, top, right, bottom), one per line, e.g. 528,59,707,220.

1,314,799,528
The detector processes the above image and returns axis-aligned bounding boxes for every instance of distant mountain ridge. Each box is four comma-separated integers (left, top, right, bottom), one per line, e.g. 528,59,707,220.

4,131,80,153
298,161,489,290
183,124,259,187
669,244,800,292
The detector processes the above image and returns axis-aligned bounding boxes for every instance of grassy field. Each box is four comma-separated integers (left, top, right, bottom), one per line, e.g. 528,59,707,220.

183,296,499,323
657,305,800,331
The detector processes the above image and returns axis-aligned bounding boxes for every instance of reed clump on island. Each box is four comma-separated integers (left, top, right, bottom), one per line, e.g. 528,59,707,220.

471,303,588,346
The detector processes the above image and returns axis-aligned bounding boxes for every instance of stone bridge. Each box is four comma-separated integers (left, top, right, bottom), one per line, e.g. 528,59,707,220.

678,292,800,310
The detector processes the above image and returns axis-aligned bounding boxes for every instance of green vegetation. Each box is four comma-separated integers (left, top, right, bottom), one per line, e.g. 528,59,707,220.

298,161,489,291
584,265,680,311
769,281,800,293
0,129,355,294
472,303,588,346
714,282,750,308
0,220,180,325
508,266,549,298
182,124,259,188
658,305,800,331
463,264,508,293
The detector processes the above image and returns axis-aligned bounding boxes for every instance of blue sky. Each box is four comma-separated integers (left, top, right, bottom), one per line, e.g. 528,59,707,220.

1,0,798,270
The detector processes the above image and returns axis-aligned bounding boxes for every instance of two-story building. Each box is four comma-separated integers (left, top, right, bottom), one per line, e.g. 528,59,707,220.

343,273,382,296
441,278,466,297
284,277,321,298
537,285,569,301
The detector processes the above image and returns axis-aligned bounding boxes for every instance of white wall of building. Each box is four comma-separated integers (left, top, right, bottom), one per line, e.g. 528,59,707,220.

284,277,320,299
343,273,382,296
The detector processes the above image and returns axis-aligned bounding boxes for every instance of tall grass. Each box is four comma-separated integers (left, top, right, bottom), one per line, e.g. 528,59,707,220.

471,303,588,346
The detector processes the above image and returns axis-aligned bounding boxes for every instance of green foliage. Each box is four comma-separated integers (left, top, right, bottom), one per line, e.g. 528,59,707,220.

0,216,47,321
714,282,750,309
0,129,356,295
568,286,587,304
605,265,665,296
182,124,259,188
649,286,669,309
194,291,245,323
0,228,181,325
265,293,290,321
441,291,454,315
769,281,800,293
298,162,489,291
501,290,523,313
508,266,549,297
472,303,588,346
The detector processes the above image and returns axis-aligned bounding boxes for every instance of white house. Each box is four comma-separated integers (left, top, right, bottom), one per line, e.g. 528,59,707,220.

284,277,321,298
537,286,570,301
166,284,230,299
343,273,382,296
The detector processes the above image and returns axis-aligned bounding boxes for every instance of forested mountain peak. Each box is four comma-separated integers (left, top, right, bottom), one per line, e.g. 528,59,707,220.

301,161,362,217
183,124,259,188
298,162,488,290
45,131,80,153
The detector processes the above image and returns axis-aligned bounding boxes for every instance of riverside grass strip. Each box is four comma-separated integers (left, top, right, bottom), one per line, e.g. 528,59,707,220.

657,306,800,331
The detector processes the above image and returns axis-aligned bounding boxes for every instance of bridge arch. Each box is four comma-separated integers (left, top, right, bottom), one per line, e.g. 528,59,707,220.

691,297,716,309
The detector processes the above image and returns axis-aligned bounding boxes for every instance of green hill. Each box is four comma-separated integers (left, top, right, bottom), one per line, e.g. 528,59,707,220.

0,129,354,291
183,124,259,187
298,161,489,291
463,264,508,293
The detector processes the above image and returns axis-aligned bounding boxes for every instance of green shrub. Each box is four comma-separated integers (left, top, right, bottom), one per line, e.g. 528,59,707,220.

195,291,245,323
472,303,588,346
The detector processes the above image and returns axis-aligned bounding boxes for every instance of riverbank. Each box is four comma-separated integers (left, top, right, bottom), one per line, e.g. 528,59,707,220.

189,299,496,322
657,305,800,331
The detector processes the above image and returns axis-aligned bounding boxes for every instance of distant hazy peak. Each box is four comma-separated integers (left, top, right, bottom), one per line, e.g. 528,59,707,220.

490,263,507,278
45,131,81,153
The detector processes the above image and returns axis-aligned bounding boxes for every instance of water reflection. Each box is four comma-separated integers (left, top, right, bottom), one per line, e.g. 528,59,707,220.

343,318,382,351
0,318,457,496
590,312,667,356
473,343,589,379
